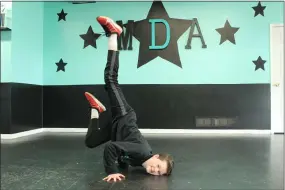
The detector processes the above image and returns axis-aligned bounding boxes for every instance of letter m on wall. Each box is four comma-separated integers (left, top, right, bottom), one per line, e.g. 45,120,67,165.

116,20,134,50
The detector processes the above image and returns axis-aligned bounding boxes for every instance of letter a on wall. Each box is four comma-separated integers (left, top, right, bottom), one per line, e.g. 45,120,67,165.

185,18,207,49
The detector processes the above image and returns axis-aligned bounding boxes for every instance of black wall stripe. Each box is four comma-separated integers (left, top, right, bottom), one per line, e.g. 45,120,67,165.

0,83,11,134
0,83,43,134
10,83,43,134
0,83,270,134
43,84,271,130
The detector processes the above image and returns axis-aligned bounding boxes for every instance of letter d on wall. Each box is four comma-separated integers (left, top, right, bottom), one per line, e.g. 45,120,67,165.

149,19,170,50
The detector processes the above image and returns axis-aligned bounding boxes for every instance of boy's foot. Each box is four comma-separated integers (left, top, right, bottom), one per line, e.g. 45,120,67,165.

96,16,122,37
84,92,106,113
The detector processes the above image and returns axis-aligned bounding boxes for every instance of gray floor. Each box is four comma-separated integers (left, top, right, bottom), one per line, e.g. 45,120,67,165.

1,132,284,190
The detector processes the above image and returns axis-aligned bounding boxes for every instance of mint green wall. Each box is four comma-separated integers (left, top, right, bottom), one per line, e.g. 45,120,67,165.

1,32,12,82
41,2,281,85
11,2,44,85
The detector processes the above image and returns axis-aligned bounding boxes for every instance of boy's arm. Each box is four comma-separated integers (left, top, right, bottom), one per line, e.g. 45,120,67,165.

103,142,123,174
103,141,148,174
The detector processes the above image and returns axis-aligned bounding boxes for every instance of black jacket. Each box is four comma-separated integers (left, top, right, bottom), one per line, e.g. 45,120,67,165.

103,112,153,174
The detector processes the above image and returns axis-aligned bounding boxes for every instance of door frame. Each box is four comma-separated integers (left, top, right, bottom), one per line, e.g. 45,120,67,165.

270,23,284,134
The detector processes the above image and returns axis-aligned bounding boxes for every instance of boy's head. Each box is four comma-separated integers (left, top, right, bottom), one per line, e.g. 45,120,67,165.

143,153,174,176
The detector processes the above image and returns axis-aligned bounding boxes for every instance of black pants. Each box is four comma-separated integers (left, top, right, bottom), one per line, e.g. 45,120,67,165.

85,50,137,148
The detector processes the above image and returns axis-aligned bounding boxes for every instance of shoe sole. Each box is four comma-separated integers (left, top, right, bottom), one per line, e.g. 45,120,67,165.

97,16,122,35
85,92,106,112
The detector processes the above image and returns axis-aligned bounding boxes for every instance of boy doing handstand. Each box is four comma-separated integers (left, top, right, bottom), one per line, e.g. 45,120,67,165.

84,16,174,182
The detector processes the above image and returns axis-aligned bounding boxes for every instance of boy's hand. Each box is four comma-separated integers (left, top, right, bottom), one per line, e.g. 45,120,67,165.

103,173,125,182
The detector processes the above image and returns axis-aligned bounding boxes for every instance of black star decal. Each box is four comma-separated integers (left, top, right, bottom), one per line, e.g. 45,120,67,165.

216,20,239,45
56,59,67,72
57,9,68,21
252,2,266,17
79,26,101,49
253,56,266,71
132,1,192,68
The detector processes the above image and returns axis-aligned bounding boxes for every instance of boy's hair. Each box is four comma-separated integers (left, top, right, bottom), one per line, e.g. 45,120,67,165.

158,153,174,175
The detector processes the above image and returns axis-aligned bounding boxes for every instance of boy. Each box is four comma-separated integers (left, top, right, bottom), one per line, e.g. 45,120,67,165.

84,16,174,182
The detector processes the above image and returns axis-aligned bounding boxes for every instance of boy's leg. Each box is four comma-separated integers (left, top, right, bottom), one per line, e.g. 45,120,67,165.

84,92,112,148
85,116,112,148
104,48,134,121
97,16,134,121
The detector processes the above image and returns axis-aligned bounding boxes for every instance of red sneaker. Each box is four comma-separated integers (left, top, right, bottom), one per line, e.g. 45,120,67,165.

84,92,106,113
96,16,122,37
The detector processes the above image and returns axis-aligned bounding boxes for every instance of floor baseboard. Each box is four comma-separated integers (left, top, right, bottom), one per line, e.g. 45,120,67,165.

1,128,44,140
0,128,274,140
